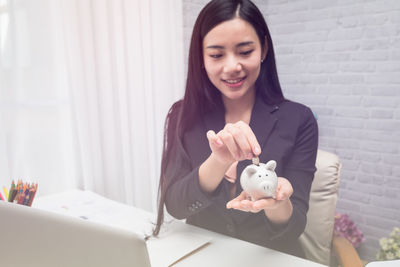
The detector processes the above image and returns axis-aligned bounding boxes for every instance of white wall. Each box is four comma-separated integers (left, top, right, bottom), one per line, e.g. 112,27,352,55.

182,0,400,261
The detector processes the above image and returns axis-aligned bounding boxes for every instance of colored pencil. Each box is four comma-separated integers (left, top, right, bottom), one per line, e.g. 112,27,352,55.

3,186,9,200
13,181,21,203
17,192,25,204
27,188,35,206
19,188,29,205
28,184,38,207
8,181,15,202
23,192,30,206
0,191,4,201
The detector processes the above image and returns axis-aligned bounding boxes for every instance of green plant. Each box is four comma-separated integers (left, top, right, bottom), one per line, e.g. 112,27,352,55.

376,227,400,261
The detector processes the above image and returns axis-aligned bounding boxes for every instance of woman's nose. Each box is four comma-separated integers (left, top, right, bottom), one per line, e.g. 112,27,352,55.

223,55,242,74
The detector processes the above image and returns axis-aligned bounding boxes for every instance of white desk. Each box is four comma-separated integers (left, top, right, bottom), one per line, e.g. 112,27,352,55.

34,190,326,267
169,224,326,267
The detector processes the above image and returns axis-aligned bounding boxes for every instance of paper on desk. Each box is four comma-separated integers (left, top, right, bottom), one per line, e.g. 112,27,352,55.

34,189,154,236
34,190,212,266
146,220,212,267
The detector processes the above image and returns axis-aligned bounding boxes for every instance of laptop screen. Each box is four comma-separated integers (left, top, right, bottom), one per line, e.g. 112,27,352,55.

0,201,151,267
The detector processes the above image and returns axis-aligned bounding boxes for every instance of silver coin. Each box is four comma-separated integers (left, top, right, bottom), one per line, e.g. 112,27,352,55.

252,157,260,166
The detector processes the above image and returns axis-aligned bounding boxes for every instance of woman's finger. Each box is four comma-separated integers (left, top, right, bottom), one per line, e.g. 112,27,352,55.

236,121,261,156
206,130,223,147
240,199,253,211
275,177,293,200
218,130,241,160
225,123,253,159
226,191,247,209
253,198,276,210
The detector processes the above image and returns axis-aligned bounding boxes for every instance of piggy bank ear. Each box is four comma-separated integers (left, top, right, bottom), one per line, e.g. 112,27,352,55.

265,160,277,172
245,166,257,177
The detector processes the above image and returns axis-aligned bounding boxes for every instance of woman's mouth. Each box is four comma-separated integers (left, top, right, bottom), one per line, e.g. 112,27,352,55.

222,77,246,88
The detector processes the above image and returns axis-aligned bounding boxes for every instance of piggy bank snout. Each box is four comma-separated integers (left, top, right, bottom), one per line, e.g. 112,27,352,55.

260,181,274,192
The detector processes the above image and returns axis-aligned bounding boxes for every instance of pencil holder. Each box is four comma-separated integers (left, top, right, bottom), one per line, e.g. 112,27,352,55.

2,180,38,207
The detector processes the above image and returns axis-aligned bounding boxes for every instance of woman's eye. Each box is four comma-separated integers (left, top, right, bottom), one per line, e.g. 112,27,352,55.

240,50,254,56
209,54,222,59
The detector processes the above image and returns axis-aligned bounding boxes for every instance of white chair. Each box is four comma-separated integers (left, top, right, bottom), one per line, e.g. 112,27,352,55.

299,149,363,267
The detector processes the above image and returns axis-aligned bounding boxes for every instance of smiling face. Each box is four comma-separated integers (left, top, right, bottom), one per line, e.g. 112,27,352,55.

202,17,266,103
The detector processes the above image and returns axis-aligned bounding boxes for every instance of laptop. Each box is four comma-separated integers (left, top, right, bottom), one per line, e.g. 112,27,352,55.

0,201,151,267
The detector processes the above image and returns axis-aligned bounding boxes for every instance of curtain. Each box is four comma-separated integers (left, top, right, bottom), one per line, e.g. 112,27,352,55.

0,0,184,212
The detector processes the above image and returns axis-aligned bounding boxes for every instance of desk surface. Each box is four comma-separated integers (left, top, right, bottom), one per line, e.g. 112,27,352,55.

34,190,326,267
166,222,326,267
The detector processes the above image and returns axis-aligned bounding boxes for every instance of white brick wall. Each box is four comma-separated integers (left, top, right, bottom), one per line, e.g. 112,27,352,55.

182,0,400,261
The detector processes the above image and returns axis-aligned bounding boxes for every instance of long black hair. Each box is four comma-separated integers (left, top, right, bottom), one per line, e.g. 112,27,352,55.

152,0,285,236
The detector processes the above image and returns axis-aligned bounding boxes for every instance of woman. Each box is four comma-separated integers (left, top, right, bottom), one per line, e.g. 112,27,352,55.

153,0,318,258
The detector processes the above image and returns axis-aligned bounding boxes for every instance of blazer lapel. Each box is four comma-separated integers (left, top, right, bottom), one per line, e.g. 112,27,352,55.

249,96,279,150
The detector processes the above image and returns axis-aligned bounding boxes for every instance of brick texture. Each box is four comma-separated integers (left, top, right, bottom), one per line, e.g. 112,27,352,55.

182,0,400,261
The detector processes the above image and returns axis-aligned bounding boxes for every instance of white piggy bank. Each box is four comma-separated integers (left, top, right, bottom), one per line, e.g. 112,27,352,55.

240,160,278,201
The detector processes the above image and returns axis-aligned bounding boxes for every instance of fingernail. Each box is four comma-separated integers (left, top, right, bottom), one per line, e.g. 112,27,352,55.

254,146,260,155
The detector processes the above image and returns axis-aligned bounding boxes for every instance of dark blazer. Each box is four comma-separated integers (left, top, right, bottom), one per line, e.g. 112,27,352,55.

164,95,318,258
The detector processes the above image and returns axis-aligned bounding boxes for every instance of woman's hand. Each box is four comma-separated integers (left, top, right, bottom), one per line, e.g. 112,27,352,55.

206,121,261,166
226,177,293,213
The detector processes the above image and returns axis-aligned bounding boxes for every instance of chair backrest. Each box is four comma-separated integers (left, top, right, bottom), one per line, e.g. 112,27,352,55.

299,149,342,266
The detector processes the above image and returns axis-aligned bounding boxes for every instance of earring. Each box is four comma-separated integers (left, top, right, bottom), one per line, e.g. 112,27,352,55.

261,59,264,63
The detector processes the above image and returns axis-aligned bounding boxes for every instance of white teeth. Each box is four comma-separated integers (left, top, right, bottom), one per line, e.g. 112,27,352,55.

225,78,243,84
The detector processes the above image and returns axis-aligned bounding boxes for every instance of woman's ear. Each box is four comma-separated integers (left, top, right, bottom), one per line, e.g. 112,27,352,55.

261,36,268,62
